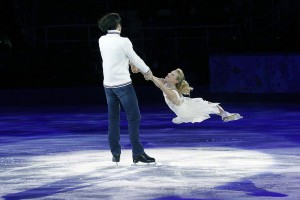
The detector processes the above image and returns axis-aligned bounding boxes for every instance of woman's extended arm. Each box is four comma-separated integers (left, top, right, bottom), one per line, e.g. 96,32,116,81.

151,76,181,105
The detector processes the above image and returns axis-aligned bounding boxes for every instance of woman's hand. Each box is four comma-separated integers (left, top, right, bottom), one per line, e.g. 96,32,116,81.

143,70,153,81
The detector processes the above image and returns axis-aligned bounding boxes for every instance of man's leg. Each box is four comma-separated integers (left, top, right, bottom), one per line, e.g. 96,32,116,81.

104,87,121,156
115,84,155,163
116,85,144,156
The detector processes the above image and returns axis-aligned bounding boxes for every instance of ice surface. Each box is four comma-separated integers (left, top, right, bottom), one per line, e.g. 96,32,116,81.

0,103,300,199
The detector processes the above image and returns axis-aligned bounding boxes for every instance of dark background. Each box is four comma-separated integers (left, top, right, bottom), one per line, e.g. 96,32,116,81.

1,0,300,90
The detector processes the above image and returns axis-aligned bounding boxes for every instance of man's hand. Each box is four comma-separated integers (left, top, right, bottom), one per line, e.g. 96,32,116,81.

129,62,152,81
129,62,140,73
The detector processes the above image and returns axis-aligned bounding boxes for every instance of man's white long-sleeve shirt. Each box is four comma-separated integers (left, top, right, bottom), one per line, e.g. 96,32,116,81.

99,30,150,88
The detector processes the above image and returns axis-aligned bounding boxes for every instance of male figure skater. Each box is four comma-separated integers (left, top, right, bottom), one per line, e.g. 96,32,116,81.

98,13,155,164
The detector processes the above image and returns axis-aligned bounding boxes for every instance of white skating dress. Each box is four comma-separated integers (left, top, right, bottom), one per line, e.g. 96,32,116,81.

163,89,220,124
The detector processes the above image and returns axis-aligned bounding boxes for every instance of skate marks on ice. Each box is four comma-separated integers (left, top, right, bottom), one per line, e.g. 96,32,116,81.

1,147,281,200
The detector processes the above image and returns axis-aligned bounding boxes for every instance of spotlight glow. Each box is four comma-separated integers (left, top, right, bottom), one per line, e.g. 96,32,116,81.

1,147,275,200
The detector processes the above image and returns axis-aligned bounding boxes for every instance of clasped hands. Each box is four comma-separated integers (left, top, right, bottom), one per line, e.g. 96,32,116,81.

129,62,153,81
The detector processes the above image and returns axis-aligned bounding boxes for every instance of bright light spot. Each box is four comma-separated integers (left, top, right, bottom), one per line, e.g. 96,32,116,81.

1,147,275,200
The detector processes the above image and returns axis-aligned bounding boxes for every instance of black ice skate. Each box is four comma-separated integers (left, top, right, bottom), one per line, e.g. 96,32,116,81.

133,153,155,163
112,154,120,163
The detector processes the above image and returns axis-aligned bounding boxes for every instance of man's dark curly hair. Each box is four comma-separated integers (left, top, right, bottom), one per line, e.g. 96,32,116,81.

98,13,122,32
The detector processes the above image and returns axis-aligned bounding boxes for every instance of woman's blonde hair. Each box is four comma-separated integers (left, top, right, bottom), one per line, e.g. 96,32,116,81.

175,68,193,96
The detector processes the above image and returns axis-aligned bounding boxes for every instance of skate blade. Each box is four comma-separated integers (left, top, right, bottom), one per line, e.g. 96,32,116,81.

131,162,157,167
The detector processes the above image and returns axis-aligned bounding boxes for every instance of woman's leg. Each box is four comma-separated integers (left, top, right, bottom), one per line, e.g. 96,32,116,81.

208,101,243,122
208,101,226,116
217,105,231,118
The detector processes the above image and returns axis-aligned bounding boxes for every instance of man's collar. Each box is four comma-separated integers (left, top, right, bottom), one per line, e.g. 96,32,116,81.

107,30,120,35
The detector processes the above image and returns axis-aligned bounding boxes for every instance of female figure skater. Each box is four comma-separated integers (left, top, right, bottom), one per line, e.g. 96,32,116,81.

131,65,243,124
